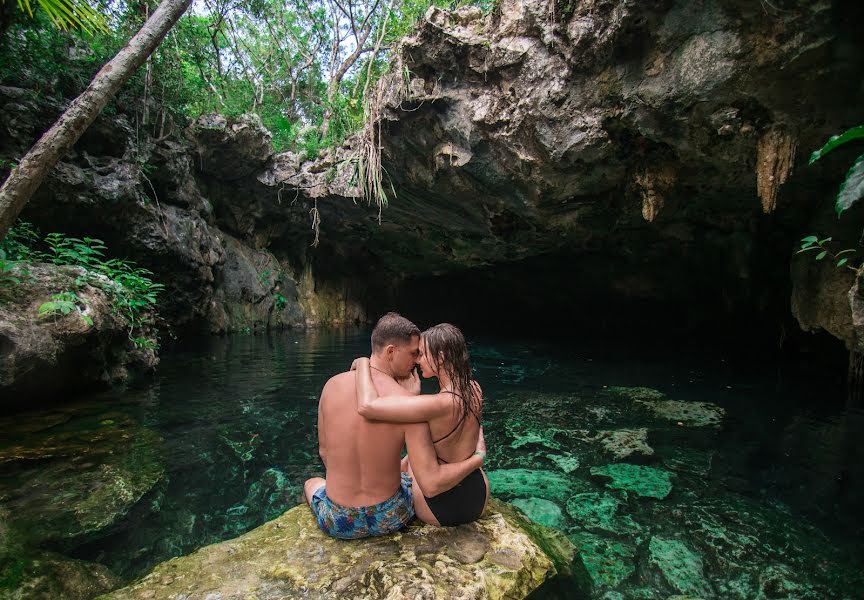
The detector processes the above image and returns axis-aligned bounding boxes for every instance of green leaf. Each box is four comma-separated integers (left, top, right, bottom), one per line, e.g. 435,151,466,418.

810,126,864,164
796,246,822,254
801,235,818,243
38,302,57,314
81,314,94,326
816,251,828,261
835,153,864,216
818,237,833,245
837,258,849,267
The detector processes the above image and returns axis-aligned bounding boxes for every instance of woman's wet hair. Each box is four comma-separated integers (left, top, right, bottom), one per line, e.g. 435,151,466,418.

422,323,481,424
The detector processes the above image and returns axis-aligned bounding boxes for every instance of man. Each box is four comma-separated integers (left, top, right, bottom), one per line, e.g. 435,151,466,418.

303,312,484,539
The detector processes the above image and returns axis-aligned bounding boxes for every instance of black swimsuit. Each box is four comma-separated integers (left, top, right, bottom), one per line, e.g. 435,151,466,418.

422,395,488,526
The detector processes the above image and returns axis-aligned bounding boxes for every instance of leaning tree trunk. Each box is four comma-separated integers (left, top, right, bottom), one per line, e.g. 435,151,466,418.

0,0,193,243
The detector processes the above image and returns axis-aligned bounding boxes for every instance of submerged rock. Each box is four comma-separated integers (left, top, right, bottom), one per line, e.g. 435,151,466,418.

647,537,711,598
565,493,641,536
638,399,725,429
98,501,564,600
594,428,654,461
511,497,565,529
0,552,120,600
590,464,673,499
569,533,637,591
488,468,590,503
0,411,164,548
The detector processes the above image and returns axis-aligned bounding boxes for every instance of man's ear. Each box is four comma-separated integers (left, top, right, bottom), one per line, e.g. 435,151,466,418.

385,344,395,358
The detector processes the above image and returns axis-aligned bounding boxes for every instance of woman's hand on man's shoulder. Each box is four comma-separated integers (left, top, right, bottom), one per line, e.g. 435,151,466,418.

350,357,369,371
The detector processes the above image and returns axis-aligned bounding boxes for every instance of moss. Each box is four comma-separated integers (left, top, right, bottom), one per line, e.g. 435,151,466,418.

98,502,559,600
0,555,32,591
590,463,673,499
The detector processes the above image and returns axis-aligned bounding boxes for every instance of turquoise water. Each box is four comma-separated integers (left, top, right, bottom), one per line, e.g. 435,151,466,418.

1,329,862,598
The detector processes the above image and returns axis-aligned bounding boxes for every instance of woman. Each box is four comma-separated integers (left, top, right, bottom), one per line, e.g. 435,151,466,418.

354,323,489,526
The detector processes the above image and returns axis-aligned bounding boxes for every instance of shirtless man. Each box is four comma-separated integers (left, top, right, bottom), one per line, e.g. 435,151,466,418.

303,313,484,539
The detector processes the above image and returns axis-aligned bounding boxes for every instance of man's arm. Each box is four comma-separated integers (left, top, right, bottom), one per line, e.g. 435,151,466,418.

405,423,483,497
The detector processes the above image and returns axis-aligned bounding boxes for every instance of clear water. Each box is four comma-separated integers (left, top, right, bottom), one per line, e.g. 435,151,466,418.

1,329,862,598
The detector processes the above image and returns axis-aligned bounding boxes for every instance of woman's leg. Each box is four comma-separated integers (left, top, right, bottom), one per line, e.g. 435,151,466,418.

406,461,441,526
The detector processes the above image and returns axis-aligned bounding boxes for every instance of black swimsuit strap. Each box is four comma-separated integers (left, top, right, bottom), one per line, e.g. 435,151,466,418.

432,391,469,445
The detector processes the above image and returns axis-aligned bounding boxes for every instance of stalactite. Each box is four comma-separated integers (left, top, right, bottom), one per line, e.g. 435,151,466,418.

756,127,797,214
636,164,676,223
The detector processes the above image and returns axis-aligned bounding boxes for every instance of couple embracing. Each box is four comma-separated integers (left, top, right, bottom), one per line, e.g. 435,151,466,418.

303,312,489,539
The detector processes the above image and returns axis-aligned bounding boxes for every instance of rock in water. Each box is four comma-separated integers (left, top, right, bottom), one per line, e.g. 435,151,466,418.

97,500,566,599
590,463,674,499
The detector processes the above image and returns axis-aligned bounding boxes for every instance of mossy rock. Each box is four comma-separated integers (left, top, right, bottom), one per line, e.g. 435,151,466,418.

488,469,591,503
98,500,567,600
0,552,119,600
590,463,673,499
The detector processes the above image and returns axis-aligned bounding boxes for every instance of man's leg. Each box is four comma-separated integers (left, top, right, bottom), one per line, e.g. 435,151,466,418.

303,477,325,506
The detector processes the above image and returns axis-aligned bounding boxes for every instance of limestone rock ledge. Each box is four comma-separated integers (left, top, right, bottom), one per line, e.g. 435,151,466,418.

0,262,157,399
98,500,566,600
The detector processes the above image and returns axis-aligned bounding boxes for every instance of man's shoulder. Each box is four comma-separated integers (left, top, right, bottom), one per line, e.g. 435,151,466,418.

322,371,355,393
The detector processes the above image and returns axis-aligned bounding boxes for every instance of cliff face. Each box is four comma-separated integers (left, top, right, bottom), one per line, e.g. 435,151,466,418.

252,0,864,340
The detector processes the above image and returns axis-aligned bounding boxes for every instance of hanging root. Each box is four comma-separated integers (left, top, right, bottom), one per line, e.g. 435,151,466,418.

757,127,797,214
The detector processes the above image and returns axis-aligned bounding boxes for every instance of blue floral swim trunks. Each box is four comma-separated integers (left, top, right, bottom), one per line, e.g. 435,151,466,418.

310,472,415,539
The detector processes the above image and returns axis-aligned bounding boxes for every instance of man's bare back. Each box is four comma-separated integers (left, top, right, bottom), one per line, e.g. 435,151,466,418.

316,370,412,506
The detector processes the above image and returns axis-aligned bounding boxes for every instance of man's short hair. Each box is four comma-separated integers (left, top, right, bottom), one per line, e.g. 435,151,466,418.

371,312,420,352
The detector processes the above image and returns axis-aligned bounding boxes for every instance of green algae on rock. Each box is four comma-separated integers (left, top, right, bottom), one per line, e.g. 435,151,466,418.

511,498,565,529
590,464,674,499
0,412,164,547
0,552,120,600
547,452,581,473
648,537,711,598
565,493,642,536
97,501,561,600
487,469,590,503
569,532,637,591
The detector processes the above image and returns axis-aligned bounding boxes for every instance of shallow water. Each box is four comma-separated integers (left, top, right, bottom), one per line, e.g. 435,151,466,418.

1,329,862,598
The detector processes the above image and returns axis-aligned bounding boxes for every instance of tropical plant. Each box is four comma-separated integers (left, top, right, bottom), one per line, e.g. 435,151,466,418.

38,290,93,325
809,124,864,217
12,0,108,33
797,235,858,270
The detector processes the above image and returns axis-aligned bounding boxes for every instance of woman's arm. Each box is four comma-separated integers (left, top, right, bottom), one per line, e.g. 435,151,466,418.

354,357,451,422
404,422,483,497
